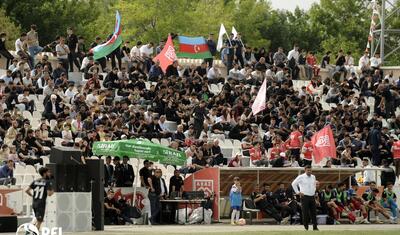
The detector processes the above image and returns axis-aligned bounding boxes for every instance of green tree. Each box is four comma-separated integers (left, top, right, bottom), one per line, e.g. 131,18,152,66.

1,0,102,45
0,7,21,47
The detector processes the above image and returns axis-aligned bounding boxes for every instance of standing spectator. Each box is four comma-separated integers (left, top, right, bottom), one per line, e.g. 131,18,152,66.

139,160,152,187
335,50,347,79
76,36,86,64
273,47,287,67
0,160,16,185
66,27,80,72
368,122,381,166
148,169,167,225
287,44,300,80
234,33,244,67
381,159,396,188
169,169,184,197
391,137,400,181
26,24,43,66
0,32,14,69
205,33,216,68
229,177,242,225
120,156,134,187
56,36,70,73
192,100,207,138
287,124,303,164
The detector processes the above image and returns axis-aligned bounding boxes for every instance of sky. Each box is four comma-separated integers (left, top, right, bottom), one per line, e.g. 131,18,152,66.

269,0,320,12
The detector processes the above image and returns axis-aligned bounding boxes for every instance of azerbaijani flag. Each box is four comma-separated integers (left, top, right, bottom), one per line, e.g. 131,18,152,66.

90,11,123,60
177,36,212,59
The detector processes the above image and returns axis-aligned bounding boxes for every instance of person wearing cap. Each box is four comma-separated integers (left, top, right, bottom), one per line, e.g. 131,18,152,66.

291,165,318,231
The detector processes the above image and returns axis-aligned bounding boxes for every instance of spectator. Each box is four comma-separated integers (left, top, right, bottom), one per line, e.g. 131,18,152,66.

26,24,43,66
148,169,167,225
0,32,14,69
0,160,16,185
56,36,70,73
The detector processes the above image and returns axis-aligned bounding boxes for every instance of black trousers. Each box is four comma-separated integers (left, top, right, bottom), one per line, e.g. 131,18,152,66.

0,49,14,69
149,192,161,224
301,195,317,230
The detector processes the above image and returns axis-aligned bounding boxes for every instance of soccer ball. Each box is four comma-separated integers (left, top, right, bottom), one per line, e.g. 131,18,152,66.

237,218,246,226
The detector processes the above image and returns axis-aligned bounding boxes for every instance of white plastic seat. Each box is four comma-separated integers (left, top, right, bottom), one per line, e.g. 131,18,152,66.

160,138,170,147
49,119,58,131
22,111,33,121
54,137,63,147
151,138,160,144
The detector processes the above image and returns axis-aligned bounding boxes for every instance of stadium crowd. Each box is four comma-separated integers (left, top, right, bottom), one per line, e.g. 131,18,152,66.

0,25,400,224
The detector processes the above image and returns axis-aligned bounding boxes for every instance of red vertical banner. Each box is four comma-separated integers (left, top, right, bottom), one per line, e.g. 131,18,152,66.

183,168,220,221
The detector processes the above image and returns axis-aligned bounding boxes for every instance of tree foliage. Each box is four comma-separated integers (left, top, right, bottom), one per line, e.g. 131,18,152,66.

1,0,399,64
0,7,21,46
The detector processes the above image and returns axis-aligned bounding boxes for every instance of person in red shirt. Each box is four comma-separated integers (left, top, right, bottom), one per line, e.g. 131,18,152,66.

302,135,313,166
287,124,303,164
306,51,320,77
250,142,268,167
391,138,400,179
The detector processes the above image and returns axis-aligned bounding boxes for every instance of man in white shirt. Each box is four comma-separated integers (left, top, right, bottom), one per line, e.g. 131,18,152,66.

15,33,31,67
0,70,13,85
207,65,220,82
140,42,154,72
85,89,98,107
64,83,77,102
291,165,318,231
17,89,35,113
362,158,375,185
358,51,370,73
370,53,382,70
130,41,142,62
56,36,70,72
228,63,243,80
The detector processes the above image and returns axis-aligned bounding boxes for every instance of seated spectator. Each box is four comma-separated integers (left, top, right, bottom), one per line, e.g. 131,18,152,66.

0,160,16,185
381,182,398,223
228,153,242,167
251,183,283,224
17,140,43,166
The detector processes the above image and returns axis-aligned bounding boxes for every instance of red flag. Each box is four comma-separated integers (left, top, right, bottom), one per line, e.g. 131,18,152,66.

311,125,337,164
251,79,267,115
153,35,176,72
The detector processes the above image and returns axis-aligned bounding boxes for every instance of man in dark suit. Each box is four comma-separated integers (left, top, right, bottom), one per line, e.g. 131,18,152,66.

43,94,62,120
148,169,168,225
113,156,124,187
104,156,114,187
120,156,134,187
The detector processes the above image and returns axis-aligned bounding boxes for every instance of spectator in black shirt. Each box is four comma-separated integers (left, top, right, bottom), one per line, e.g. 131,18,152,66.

104,189,120,225
0,32,14,69
67,27,80,72
205,33,216,68
335,50,347,79
139,160,152,187
119,156,134,187
104,156,114,187
251,183,282,223
148,169,167,225
195,62,207,78
17,140,43,166
165,61,179,77
169,169,184,197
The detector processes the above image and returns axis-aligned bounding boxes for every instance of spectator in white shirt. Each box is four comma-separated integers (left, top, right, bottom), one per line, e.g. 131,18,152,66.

64,84,77,102
130,41,142,61
370,53,382,70
86,89,98,107
345,51,356,75
207,65,222,83
358,51,370,73
362,158,375,185
17,88,34,113
55,36,70,72
15,33,31,68
140,42,154,72
228,63,243,80
0,70,13,85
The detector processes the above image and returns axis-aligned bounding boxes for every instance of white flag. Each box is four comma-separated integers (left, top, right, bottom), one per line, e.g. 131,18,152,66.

251,79,267,115
217,23,227,51
232,26,238,39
